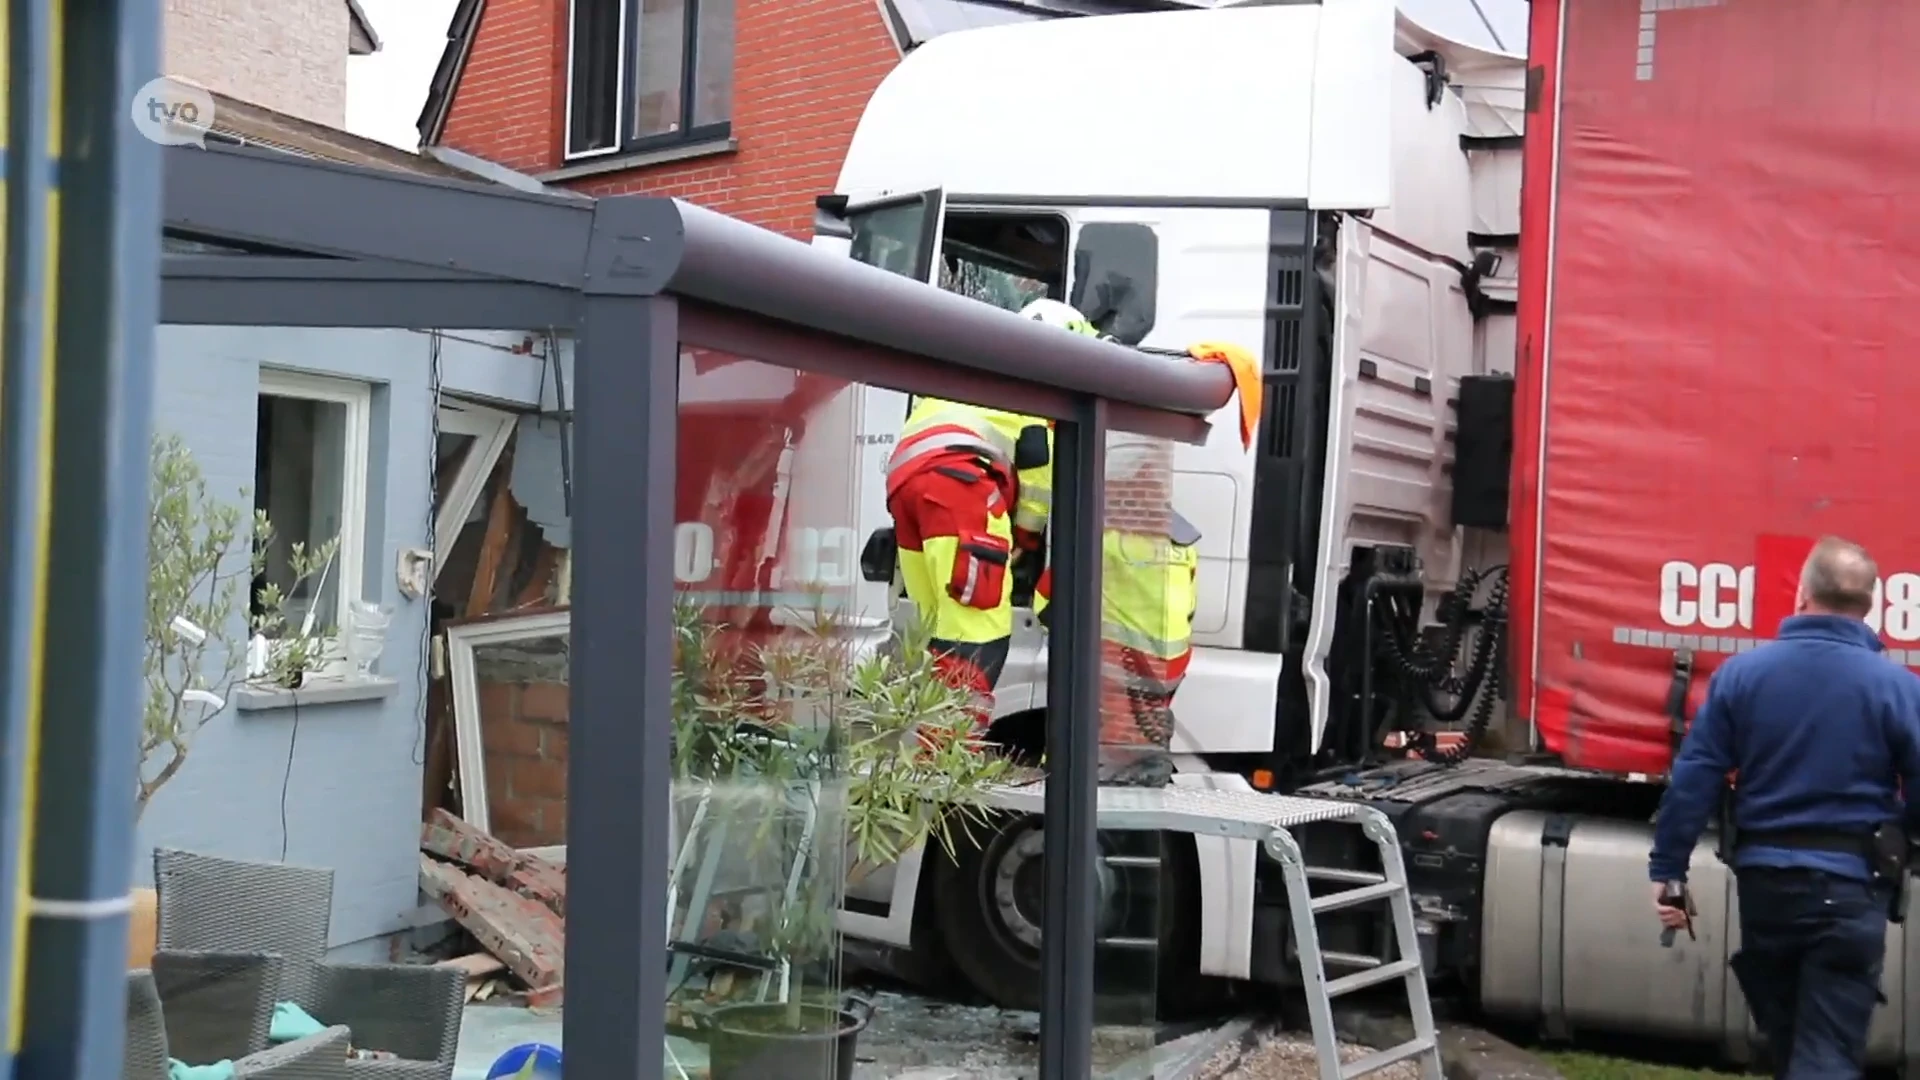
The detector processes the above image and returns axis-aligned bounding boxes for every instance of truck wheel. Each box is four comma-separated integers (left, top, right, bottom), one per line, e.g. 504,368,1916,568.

932,812,1215,1014
933,812,1050,1010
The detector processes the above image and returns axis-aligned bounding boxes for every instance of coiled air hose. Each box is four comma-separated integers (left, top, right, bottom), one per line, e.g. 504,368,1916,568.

1373,565,1509,765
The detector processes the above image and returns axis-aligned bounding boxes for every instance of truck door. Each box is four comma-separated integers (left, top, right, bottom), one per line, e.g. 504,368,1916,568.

844,189,949,285
830,191,950,636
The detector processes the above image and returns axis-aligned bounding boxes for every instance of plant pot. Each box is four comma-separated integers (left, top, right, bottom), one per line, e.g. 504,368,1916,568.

702,996,875,1080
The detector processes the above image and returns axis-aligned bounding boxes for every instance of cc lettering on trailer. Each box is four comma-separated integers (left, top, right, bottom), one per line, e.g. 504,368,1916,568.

672,521,860,588
1657,559,1920,643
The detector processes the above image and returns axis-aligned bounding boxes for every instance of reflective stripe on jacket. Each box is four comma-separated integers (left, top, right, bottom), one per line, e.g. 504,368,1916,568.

888,398,1017,495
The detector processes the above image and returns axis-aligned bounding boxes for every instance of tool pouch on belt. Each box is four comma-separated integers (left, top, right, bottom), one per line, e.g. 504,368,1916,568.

1871,821,1911,922
949,533,1011,610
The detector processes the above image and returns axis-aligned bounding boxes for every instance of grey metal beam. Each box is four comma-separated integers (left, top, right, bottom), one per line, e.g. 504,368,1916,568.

563,295,678,1080
0,0,59,1065
164,142,597,288
18,0,160,1076
678,301,1214,444
664,200,1241,420
160,277,581,330
1039,397,1106,1080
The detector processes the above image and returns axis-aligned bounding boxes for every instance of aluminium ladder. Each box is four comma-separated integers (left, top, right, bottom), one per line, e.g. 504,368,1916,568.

984,783,1444,1080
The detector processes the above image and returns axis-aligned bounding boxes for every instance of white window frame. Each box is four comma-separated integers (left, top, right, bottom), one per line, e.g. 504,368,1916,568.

434,399,518,576
563,0,630,161
446,608,572,834
255,368,373,675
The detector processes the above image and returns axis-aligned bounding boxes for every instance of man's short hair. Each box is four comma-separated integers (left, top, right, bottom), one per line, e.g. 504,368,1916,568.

1800,535,1879,618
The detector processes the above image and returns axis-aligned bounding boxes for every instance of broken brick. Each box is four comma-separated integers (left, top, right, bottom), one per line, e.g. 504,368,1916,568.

420,856,564,991
421,808,566,915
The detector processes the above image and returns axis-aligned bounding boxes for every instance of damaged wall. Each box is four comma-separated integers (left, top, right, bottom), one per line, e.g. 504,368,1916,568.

139,325,440,958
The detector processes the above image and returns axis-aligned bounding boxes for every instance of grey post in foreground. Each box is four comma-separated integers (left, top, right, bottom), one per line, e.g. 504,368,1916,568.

17,2,162,1078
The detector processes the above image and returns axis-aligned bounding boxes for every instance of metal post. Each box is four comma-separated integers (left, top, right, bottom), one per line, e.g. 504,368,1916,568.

1039,396,1106,1080
0,0,56,1065
17,1,162,1077
564,294,679,1080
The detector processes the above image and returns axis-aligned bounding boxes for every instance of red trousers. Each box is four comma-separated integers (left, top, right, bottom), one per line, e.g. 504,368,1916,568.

888,458,1016,734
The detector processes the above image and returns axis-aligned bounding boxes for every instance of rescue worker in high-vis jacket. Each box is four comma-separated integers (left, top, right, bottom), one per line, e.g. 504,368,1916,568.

1033,475,1202,788
1032,341,1263,787
884,299,1093,725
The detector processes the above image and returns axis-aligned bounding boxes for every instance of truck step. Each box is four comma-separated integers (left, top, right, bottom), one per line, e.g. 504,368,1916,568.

1324,957,1422,998
1310,880,1403,913
1339,1035,1437,1079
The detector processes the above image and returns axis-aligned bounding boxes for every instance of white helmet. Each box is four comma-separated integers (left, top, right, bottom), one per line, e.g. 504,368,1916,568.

1018,298,1099,337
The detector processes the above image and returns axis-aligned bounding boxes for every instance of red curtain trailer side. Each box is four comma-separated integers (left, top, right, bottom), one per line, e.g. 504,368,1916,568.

1509,0,1920,776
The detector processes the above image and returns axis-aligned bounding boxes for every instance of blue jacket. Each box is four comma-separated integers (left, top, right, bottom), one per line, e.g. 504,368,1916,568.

1648,614,1920,883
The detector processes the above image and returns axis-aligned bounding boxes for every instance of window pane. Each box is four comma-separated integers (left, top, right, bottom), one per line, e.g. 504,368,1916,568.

1071,223,1159,345
634,0,690,137
569,0,622,154
940,257,1048,313
475,630,572,847
847,196,935,280
692,0,734,128
253,394,348,637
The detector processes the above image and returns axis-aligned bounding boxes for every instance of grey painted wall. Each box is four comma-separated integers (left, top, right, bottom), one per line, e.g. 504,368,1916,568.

140,326,449,951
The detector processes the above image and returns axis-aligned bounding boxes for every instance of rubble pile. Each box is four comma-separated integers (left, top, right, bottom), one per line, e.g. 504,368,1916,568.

417,809,566,1007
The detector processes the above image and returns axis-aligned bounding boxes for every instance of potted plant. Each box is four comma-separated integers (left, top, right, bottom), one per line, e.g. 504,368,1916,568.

141,433,337,813
669,596,1009,1080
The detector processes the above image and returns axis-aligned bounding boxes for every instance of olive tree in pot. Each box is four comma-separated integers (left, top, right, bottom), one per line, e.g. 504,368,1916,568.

141,434,337,814
670,597,1010,1080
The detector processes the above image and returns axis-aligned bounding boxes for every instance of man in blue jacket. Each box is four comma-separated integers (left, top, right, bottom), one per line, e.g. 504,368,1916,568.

1649,535,1920,1078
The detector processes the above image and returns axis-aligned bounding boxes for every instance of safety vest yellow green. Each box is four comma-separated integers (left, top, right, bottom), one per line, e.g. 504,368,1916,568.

889,397,1051,540
1034,515,1199,660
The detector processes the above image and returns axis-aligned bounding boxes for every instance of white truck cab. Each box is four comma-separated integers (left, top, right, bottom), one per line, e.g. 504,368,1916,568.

816,0,1526,1004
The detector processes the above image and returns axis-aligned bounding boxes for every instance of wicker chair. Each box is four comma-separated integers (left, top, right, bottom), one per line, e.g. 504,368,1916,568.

153,848,465,1080
125,969,352,1080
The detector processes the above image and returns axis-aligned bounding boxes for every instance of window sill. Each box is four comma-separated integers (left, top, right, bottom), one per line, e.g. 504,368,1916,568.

233,676,398,713
543,137,738,183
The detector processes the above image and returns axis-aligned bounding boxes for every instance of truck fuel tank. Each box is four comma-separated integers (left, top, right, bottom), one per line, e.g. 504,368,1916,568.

1479,809,1917,1068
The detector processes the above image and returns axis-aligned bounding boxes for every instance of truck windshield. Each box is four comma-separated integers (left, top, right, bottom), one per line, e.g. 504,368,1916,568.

939,254,1048,313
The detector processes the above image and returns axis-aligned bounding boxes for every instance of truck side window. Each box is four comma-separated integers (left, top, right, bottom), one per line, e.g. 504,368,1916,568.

848,193,940,281
1071,223,1158,346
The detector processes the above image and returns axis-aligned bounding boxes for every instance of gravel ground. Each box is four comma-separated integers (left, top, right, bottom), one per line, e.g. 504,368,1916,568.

1194,1027,1420,1080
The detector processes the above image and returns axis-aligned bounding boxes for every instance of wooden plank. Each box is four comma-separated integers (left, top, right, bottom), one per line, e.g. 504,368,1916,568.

465,445,519,619
515,545,560,608
437,952,507,978
422,808,566,916
419,857,564,992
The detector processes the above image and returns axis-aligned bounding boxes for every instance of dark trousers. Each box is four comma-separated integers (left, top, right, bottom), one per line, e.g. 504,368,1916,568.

1731,866,1889,1079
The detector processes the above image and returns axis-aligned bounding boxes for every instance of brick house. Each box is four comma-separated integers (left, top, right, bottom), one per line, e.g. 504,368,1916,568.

164,0,382,129
413,0,1190,237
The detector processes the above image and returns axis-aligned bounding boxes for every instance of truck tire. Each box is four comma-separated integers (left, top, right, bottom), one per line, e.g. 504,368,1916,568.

931,812,1218,1015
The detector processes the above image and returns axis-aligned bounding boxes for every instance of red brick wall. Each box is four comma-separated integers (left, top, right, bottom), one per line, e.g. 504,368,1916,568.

437,0,567,173
436,0,902,238
478,678,570,847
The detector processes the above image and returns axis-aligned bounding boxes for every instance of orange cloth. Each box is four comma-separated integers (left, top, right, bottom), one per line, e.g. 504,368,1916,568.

1187,342,1263,451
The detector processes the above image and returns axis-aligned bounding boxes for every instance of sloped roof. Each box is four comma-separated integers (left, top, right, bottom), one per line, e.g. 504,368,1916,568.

209,91,471,180
415,0,1193,149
